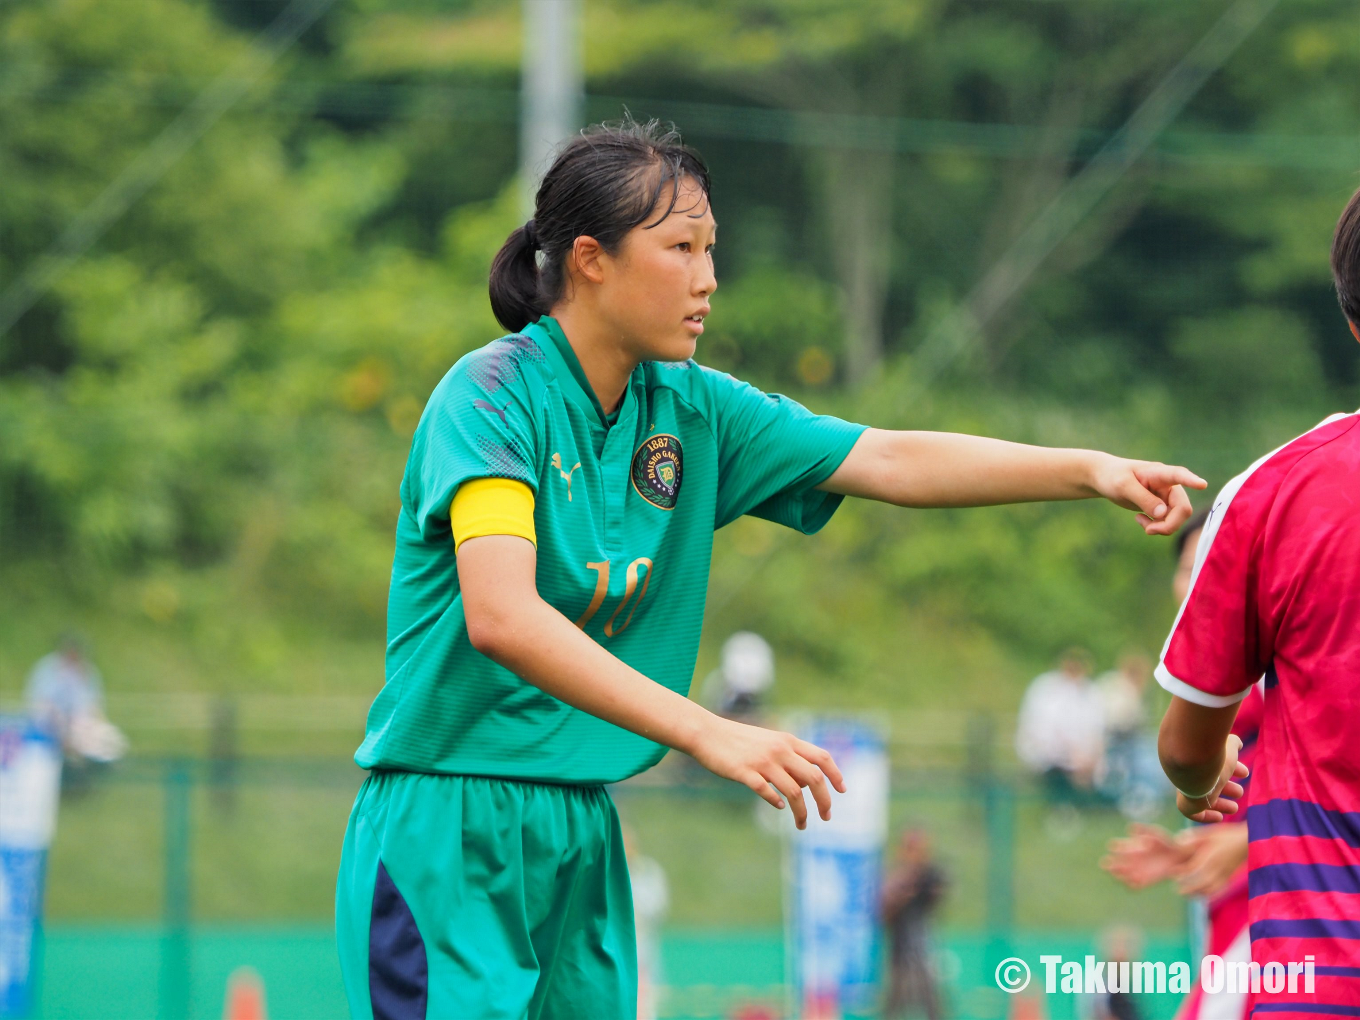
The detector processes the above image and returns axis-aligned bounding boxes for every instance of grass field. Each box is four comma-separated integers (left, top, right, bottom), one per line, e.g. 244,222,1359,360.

40,757,1186,939
2,561,1187,943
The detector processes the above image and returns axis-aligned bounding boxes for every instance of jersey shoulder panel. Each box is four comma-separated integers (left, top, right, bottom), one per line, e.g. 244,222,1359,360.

643,358,722,421
644,358,785,431
437,331,555,411
400,334,554,537
418,332,555,475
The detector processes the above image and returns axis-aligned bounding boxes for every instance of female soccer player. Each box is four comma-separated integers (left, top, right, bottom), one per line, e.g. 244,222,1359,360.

336,120,1204,1020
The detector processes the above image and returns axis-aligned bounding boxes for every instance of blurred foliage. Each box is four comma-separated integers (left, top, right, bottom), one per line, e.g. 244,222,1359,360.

2,0,1360,712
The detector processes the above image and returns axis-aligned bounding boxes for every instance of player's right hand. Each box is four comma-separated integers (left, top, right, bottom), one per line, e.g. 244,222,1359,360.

687,716,845,830
1175,734,1249,823
1087,454,1207,536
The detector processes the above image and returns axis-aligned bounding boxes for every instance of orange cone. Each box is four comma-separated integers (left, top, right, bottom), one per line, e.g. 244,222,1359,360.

223,966,267,1020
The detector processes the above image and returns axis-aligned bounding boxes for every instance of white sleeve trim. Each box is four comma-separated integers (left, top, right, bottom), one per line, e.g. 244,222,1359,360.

1154,663,1253,708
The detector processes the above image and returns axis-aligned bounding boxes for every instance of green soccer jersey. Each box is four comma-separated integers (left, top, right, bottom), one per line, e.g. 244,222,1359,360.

356,315,865,784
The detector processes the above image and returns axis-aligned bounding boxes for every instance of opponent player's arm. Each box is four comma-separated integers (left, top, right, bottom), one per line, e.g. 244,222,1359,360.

818,429,1206,536
1158,697,1248,823
1101,824,1194,890
456,533,844,829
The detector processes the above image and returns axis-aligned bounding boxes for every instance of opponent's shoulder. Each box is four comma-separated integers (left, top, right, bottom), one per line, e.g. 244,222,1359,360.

1280,410,1360,471
1265,410,1359,469
1199,413,1360,558
1221,412,1360,509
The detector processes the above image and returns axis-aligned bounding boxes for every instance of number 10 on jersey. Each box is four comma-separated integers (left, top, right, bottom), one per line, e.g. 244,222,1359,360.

575,558,653,637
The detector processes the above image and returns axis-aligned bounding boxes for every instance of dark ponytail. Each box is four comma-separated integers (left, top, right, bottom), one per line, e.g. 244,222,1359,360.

488,219,545,335
489,118,712,332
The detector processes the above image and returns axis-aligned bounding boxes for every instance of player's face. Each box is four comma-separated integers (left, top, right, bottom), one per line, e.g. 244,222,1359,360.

603,178,717,363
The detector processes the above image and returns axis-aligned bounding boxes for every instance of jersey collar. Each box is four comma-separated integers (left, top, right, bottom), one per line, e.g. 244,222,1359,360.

527,315,638,430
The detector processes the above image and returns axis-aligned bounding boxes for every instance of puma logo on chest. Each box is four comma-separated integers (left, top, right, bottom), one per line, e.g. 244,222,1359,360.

551,453,582,500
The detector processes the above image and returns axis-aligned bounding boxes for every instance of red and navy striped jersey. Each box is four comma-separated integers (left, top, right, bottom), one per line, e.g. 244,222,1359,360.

1157,412,1360,1018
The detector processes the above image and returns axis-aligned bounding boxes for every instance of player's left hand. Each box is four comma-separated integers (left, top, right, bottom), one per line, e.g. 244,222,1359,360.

1175,734,1249,823
1088,455,1207,536
686,715,846,830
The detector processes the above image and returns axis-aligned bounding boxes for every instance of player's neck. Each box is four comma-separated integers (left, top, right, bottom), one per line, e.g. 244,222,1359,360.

550,306,637,416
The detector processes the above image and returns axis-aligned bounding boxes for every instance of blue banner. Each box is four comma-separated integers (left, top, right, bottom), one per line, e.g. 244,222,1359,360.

790,718,888,1019
0,718,62,1019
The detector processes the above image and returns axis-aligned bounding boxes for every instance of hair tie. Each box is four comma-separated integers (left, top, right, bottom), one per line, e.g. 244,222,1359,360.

523,219,540,251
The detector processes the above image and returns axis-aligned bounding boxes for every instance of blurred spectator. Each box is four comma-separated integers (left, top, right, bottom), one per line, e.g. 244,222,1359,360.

1097,653,1165,820
1098,653,1149,738
623,825,669,1020
1090,926,1142,1020
1015,648,1104,806
881,828,947,1020
701,632,775,720
24,635,127,770
1101,508,1254,1020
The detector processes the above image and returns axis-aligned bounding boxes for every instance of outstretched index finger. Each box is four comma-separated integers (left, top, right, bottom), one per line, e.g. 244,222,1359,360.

1136,463,1208,493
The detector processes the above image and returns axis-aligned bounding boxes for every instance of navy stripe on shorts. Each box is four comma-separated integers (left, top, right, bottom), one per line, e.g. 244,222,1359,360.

370,860,428,1020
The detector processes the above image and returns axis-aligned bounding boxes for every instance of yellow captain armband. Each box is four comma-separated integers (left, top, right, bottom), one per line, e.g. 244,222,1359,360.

450,477,537,552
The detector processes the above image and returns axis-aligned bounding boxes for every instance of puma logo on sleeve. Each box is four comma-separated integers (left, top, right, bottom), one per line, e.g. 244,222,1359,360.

473,399,509,424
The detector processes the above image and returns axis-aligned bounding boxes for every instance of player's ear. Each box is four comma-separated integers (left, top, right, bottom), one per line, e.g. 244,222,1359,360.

571,235,607,285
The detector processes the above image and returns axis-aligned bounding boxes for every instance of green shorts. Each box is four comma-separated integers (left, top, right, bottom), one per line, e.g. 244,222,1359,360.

335,771,637,1020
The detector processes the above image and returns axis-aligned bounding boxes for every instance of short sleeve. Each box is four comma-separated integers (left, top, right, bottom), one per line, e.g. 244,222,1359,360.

402,338,543,542
1156,472,1269,708
702,368,866,533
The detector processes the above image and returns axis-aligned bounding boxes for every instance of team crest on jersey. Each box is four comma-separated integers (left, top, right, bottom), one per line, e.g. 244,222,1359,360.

631,434,683,510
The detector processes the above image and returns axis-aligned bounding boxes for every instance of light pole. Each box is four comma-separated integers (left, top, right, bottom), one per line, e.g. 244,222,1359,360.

520,0,584,217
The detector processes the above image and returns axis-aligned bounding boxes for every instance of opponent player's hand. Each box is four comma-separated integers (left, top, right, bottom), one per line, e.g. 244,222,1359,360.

1174,822,1249,898
687,716,845,830
1087,454,1207,536
1101,823,1192,889
1175,734,1248,823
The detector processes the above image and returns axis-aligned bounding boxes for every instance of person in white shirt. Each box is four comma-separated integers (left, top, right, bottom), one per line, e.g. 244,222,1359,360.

1098,653,1150,738
24,635,126,767
1096,653,1165,819
1015,648,1105,805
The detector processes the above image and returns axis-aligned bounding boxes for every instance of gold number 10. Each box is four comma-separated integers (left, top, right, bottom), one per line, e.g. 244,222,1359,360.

575,558,654,637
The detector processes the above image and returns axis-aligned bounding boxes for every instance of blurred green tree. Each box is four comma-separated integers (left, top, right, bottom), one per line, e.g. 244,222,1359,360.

2,0,1359,707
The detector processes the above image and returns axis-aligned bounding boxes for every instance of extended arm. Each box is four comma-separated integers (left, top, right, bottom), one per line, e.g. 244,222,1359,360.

1158,696,1248,823
457,535,844,828
1102,820,1248,897
818,429,1206,536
